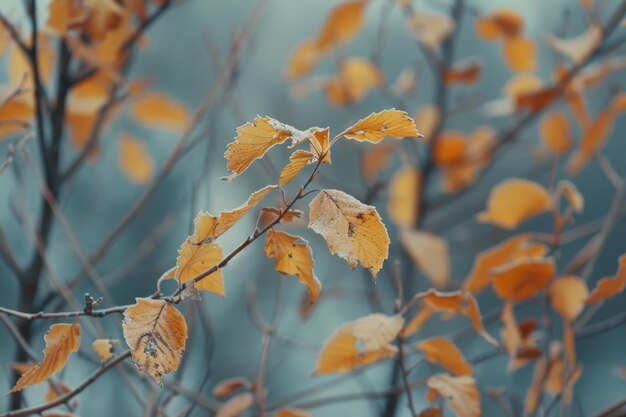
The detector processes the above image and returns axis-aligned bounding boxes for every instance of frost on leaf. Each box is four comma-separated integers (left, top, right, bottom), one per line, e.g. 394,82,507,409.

224,117,316,179
314,321,397,375
426,373,481,417
352,313,404,352
338,109,422,143
10,323,81,393
122,298,188,383
308,189,390,276
265,230,321,302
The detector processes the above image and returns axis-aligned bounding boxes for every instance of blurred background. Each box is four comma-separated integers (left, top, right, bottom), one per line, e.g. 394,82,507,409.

0,0,625,416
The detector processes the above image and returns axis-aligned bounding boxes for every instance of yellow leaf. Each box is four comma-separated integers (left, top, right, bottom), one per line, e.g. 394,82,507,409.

352,313,404,352
503,36,536,72
462,234,548,294
326,57,383,106
83,0,123,41
426,373,481,417
399,229,449,289
417,337,473,376
491,257,555,302
309,189,390,276
339,109,422,143
309,128,332,164
285,40,320,80
130,92,190,132
191,185,277,242
122,298,188,383
92,338,120,362
224,117,315,179
10,323,81,393
475,9,524,41
314,322,396,375
280,150,315,186
567,107,617,175
216,393,254,417
275,408,312,417
546,24,602,64
587,255,626,304
387,166,421,228
47,0,85,35
265,230,321,303
176,241,224,296
549,276,588,322
212,377,251,398
477,178,552,229
118,133,154,184
418,289,497,345
540,111,572,155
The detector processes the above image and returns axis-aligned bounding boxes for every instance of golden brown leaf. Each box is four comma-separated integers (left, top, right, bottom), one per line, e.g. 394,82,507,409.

399,229,449,289
216,393,254,417
540,111,572,154
475,9,524,40
176,241,224,296
279,150,315,186
442,60,482,85
274,409,312,417
503,36,536,72
92,338,120,362
191,185,277,242
491,257,555,302
500,303,541,371
47,0,85,35
122,298,188,383
212,377,251,398
118,133,154,184
224,117,315,179
339,109,422,143
587,255,626,304
314,322,396,375
463,234,548,294
477,178,552,229
549,276,588,322
309,189,390,276
10,323,81,393
352,313,404,352
567,107,617,175
387,166,421,228
417,337,473,376
426,373,481,417
130,92,190,132
83,0,123,41
419,289,497,345
326,57,383,106
265,230,321,302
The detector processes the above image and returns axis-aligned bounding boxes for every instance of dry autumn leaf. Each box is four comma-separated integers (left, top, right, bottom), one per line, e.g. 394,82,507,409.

556,180,584,213
122,298,188,383
361,142,396,182
314,321,397,375
426,373,481,417
338,109,422,143
47,0,85,35
274,409,312,417
500,303,541,371
265,230,321,302
10,323,81,393
352,313,404,352
224,117,314,179
477,178,552,229
130,92,190,132
387,166,421,228
92,338,120,362
442,59,482,86
418,289,497,345
491,257,555,301
406,11,454,49
587,255,626,304
539,111,572,154
216,392,254,417
417,337,473,376
399,229,450,289
212,377,251,398
118,133,154,184
309,189,390,276
463,234,548,294
325,57,383,106
475,9,524,41
549,276,588,322
503,36,536,72
279,150,315,186
176,241,224,296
